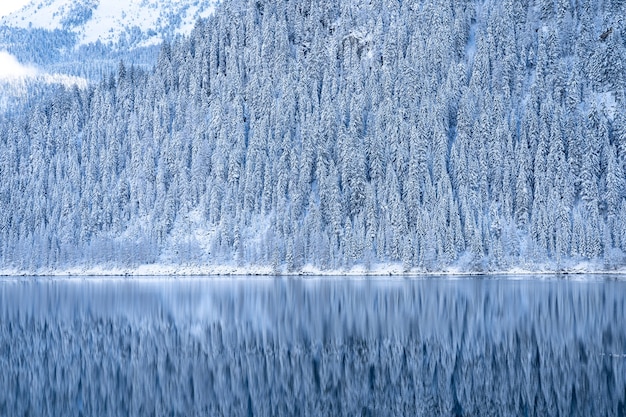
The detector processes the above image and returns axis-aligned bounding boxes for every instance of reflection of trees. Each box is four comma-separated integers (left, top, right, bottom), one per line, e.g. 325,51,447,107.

1,281,625,416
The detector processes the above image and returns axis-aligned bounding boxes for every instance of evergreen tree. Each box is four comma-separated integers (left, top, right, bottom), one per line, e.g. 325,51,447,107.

2,0,626,272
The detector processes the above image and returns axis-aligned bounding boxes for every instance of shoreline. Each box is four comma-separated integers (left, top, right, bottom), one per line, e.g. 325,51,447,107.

2,263,626,279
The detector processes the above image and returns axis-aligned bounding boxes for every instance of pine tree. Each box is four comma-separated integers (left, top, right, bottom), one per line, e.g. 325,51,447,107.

2,0,626,272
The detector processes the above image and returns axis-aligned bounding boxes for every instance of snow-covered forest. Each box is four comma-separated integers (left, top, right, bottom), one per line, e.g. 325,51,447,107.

1,0,626,273
0,0,217,115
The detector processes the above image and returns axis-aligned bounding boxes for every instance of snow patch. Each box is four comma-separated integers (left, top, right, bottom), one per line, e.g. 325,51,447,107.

595,91,617,121
465,20,477,70
0,0,29,19
3,261,626,279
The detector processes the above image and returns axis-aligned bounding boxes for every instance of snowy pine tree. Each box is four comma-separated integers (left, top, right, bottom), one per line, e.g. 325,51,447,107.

1,0,626,272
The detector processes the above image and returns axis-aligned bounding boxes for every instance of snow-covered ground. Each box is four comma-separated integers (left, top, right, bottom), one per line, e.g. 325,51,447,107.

2,261,625,278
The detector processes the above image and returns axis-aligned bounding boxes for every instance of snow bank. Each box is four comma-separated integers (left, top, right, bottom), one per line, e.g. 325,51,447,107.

2,261,626,278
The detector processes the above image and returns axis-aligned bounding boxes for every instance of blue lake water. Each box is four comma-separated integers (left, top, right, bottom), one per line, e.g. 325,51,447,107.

1,276,625,416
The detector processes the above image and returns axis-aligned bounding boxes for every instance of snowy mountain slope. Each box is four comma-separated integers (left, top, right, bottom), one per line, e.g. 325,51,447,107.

1,0,217,48
0,0,218,114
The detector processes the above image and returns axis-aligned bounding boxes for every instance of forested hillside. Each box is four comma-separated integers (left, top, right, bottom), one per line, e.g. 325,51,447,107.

1,0,626,273
0,0,218,114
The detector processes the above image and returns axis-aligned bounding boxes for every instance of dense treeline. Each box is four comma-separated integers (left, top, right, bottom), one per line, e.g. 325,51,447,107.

0,24,161,88
0,25,161,116
1,0,626,272
0,0,213,115
0,26,77,65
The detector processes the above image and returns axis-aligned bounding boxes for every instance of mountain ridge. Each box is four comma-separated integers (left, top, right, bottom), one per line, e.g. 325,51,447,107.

1,0,217,49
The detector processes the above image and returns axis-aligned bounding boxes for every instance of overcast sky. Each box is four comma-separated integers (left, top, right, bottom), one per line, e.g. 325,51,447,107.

0,0,30,19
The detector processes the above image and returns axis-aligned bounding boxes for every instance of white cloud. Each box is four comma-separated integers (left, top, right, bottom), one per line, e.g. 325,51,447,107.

0,51,88,88
0,51,38,80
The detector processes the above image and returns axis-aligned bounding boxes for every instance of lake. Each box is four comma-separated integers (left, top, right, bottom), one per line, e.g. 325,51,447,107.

1,276,625,416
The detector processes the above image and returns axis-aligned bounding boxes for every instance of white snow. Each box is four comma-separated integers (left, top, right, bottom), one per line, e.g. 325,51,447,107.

39,72,88,88
465,21,477,70
2,260,626,278
0,0,29,18
595,91,617,121
1,0,217,48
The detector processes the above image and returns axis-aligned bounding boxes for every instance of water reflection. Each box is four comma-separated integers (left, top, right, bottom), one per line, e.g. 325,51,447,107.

1,277,625,416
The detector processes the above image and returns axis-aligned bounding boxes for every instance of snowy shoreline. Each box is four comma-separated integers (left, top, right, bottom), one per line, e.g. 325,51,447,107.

2,263,626,278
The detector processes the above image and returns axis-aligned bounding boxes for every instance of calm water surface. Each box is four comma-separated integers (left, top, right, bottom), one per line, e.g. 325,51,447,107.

1,276,625,416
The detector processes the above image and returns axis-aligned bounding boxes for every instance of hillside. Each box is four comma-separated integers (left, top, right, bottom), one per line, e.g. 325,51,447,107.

1,0,217,49
1,0,626,274
0,0,217,114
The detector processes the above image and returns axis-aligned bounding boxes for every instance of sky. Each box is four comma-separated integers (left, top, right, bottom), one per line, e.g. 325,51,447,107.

0,0,30,19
